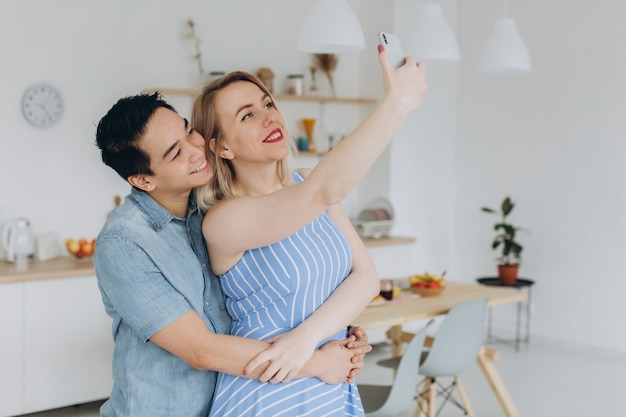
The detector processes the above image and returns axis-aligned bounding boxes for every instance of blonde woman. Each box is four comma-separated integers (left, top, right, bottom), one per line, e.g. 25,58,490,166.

192,46,426,416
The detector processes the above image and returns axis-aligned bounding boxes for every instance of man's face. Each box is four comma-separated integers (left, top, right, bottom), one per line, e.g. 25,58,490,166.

136,107,212,195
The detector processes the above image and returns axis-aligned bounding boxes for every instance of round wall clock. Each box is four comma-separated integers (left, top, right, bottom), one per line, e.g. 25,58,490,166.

21,83,64,128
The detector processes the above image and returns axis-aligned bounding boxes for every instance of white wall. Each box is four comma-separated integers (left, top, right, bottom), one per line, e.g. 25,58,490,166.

453,0,626,353
0,0,381,241
390,0,459,277
1,0,624,354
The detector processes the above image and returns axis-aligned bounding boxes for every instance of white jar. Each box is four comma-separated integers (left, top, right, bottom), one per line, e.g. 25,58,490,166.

287,74,304,96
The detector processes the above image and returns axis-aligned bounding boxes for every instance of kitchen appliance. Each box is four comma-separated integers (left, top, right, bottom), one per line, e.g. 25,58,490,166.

2,217,36,264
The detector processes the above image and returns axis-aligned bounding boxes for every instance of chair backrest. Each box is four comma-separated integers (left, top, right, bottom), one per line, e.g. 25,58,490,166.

366,319,434,417
419,297,488,377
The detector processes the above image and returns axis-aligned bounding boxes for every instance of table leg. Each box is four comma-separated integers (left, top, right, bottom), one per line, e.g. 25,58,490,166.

476,347,521,417
515,299,522,351
387,325,405,357
487,306,493,340
525,287,532,344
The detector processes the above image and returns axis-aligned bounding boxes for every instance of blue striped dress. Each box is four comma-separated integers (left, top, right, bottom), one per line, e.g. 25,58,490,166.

208,173,365,417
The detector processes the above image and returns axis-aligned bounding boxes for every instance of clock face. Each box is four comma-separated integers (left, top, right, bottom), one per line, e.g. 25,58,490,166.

21,84,64,128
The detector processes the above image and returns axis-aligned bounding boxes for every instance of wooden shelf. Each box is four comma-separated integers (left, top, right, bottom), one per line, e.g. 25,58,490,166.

143,88,376,104
274,94,377,104
143,87,200,96
362,236,416,248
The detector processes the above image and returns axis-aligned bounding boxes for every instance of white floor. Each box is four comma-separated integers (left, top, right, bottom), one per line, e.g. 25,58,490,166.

18,338,626,417
358,338,626,417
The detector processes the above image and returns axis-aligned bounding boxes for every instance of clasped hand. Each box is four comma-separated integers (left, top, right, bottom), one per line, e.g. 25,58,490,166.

244,326,371,384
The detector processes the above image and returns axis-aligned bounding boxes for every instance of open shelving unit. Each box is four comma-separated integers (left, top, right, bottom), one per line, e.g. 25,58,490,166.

142,88,411,248
143,88,377,105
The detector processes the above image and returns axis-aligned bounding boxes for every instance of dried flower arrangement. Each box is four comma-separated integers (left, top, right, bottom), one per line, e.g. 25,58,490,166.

186,19,204,75
312,54,338,97
309,66,318,96
256,67,275,93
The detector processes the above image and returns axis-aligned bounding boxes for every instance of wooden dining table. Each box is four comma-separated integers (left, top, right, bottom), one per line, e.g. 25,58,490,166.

354,281,527,417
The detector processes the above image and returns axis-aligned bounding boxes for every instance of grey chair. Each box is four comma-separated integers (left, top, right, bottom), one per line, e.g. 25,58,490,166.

358,319,435,417
377,297,488,417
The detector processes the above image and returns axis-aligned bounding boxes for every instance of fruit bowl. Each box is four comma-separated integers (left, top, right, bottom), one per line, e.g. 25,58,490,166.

411,285,445,297
65,238,96,262
408,272,446,297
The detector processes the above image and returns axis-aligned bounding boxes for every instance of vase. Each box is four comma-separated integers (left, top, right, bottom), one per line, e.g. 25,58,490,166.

301,118,317,152
497,264,519,285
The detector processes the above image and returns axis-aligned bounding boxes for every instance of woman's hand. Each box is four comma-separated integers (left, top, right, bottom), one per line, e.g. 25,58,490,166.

378,44,428,119
243,330,317,384
346,326,372,364
316,337,365,384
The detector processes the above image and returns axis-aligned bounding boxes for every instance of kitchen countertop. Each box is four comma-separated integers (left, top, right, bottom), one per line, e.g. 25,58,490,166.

0,257,95,284
0,236,415,285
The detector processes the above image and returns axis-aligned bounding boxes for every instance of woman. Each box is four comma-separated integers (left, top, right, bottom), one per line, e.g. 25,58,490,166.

192,46,426,416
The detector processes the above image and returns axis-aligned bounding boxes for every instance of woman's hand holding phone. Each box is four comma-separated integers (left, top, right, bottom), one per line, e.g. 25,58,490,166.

378,31,406,68
377,31,427,118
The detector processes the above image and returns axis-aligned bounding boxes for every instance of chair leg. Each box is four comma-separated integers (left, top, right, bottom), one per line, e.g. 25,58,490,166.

427,377,437,417
455,377,475,417
414,377,432,417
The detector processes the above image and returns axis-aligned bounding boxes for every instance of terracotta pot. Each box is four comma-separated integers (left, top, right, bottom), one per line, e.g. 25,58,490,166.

497,264,519,285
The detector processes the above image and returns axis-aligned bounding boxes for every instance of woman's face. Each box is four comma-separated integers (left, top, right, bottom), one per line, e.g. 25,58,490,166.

213,80,289,164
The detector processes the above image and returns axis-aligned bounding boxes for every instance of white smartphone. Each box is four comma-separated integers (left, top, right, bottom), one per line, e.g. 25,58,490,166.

377,31,405,68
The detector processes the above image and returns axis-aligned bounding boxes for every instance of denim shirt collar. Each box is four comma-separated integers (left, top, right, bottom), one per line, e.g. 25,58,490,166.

128,187,196,230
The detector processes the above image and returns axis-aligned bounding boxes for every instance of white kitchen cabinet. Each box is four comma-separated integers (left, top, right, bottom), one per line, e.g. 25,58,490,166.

0,259,114,417
0,283,24,417
22,275,113,414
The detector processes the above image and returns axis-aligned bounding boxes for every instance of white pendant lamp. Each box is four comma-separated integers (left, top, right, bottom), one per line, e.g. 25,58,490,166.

408,3,460,61
480,3,531,73
297,0,365,53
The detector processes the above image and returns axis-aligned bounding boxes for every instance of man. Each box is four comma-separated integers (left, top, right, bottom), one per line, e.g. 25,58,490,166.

94,93,370,417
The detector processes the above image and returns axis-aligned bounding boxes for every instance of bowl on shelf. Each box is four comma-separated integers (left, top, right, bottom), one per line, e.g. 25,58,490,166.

351,198,395,239
65,237,96,262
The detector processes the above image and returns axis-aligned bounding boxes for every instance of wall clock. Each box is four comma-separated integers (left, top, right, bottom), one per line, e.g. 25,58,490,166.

21,83,64,128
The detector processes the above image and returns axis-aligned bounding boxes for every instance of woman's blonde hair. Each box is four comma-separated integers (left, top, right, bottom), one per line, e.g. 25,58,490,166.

191,71,295,213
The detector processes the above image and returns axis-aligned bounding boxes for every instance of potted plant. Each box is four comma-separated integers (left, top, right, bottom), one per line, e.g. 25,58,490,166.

481,196,525,285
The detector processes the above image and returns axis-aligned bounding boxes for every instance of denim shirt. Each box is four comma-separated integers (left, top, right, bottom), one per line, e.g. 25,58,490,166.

94,187,232,417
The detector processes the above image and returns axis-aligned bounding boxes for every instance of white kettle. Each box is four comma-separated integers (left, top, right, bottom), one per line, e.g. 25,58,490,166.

2,218,36,264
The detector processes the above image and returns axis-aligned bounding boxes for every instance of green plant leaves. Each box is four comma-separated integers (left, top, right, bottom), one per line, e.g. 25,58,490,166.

482,196,524,265
501,196,513,217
